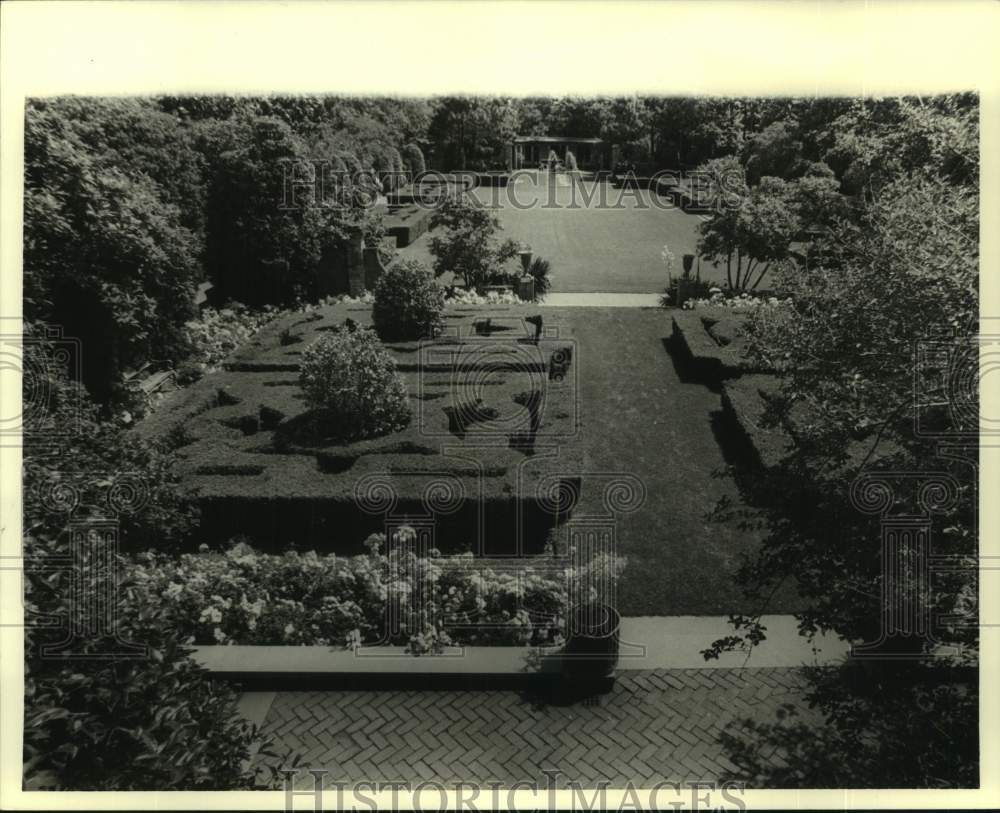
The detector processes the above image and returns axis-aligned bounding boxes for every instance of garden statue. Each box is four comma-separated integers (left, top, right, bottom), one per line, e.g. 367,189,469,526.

519,248,533,274
682,253,695,277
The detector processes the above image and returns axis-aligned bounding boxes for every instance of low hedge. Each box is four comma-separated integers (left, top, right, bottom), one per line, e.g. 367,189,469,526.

719,374,789,470
129,534,623,653
383,204,433,247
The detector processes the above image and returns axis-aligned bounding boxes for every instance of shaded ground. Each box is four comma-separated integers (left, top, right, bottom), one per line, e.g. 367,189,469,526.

398,172,732,294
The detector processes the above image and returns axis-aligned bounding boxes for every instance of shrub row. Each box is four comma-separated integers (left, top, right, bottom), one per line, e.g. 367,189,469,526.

128,534,624,653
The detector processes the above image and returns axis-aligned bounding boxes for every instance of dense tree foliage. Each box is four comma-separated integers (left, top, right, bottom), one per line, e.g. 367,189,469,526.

694,159,800,291
203,115,371,307
24,96,419,399
20,90,979,791
719,662,977,788
23,92,978,403
427,96,520,170
24,101,202,401
21,329,269,790
22,325,198,552
703,95,979,786
428,196,520,289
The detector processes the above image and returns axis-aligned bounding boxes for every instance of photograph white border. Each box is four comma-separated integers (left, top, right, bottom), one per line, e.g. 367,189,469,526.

1,1,998,809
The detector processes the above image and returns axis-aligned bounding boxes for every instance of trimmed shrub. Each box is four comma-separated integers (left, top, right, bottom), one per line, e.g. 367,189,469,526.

402,142,426,178
389,147,406,190
371,144,405,192
371,259,445,341
298,328,410,440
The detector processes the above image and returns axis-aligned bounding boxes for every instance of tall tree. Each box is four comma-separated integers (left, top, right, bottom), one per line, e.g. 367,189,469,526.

695,159,798,291
706,95,979,787
203,116,367,306
24,103,201,400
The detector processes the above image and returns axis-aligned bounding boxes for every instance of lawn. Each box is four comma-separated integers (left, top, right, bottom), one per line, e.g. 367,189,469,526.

397,172,740,294
140,301,794,616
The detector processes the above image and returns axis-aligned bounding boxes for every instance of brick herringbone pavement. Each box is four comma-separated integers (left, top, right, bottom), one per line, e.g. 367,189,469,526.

257,668,815,786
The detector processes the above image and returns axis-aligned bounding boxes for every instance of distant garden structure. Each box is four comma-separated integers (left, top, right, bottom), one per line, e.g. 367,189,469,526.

510,135,611,171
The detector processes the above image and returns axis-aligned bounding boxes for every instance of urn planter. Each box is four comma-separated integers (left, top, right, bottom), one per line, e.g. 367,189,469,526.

563,603,621,680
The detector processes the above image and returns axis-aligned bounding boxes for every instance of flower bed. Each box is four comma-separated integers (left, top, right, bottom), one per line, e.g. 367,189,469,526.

182,295,374,376
681,290,787,311
128,535,623,653
444,288,525,305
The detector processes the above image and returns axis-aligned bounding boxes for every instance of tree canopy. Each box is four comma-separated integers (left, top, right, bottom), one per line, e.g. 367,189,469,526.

703,94,979,787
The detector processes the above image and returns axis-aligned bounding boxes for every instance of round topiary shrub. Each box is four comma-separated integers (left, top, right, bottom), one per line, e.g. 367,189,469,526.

402,142,426,178
371,259,445,342
299,328,411,441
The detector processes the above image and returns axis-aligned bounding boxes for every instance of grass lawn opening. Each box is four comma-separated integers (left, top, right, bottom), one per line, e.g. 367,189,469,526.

397,173,763,294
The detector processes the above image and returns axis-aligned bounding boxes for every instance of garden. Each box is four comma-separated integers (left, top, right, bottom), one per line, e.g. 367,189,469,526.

136,297,585,558
136,271,776,618
396,167,717,294
21,92,981,791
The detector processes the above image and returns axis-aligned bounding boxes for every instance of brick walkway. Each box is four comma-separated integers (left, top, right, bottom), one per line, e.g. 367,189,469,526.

256,668,816,786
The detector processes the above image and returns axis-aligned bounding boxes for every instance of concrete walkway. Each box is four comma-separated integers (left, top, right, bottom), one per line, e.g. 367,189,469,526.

618,616,848,669
538,293,663,307
201,616,849,683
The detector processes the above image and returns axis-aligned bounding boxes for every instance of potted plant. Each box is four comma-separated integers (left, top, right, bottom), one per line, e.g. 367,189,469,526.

562,602,621,681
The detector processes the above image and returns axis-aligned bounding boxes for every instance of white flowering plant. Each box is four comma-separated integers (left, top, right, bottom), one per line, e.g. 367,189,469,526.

682,290,789,311
444,288,525,306
128,532,625,654
182,294,374,378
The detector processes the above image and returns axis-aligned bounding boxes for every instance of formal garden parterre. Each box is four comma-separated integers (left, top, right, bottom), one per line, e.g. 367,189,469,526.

21,92,980,791
137,300,585,557
136,298,778,618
